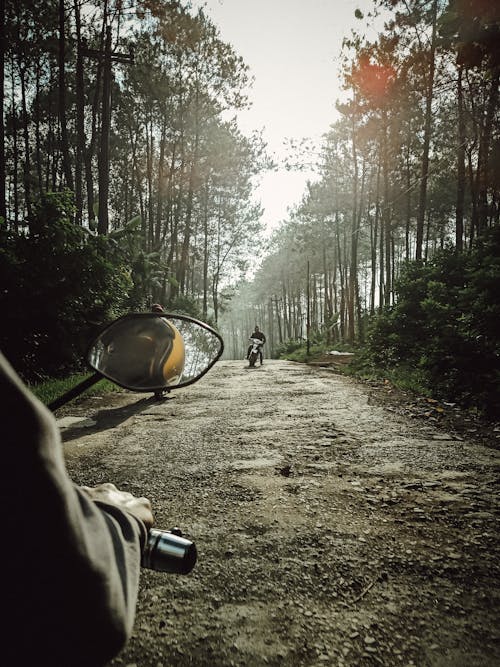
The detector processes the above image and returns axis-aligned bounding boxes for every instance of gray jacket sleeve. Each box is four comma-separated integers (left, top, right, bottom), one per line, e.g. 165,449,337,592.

0,352,146,666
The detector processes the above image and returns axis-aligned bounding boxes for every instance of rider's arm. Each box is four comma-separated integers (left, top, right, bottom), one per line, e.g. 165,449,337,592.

0,352,149,666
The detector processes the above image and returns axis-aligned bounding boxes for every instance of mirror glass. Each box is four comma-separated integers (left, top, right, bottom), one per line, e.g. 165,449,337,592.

88,314,223,391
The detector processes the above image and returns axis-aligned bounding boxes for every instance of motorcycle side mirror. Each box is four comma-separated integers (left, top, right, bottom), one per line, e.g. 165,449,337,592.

48,313,224,411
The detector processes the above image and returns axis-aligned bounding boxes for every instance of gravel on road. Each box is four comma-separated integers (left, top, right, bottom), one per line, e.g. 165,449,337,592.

60,360,500,667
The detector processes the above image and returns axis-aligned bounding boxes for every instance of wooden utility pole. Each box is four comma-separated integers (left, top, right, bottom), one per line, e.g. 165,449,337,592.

82,27,134,235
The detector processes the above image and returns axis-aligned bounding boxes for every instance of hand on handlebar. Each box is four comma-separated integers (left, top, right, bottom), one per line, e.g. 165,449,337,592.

80,482,154,529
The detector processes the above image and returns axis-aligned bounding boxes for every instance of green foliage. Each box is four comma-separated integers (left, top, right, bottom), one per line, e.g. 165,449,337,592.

345,354,432,396
280,343,326,363
275,339,306,357
0,192,132,380
276,331,355,362
362,229,500,415
163,295,203,318
104,216,170,311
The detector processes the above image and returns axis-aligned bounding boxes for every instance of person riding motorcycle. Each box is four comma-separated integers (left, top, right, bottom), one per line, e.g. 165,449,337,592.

246,325,266,365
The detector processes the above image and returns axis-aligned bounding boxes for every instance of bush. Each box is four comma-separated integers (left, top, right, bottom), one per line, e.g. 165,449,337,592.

0,192,132,381
363,228,500,416
278,341,329,363
164,295,203,319
275,339,305,357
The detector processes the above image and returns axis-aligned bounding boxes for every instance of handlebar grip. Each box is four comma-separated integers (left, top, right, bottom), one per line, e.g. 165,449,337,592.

141,528,197,574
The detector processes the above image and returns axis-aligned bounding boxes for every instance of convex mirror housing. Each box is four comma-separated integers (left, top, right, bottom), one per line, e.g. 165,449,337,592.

88,312,223,392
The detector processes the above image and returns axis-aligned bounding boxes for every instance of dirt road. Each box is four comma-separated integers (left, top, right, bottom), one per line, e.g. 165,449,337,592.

60,360,500,667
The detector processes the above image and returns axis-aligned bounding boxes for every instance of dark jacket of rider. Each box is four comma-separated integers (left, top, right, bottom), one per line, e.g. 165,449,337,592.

247,326,266,362
249,327,266,343
0,351,147,666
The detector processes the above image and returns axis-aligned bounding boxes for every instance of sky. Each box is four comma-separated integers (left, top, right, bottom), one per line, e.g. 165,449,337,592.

192,0,382,236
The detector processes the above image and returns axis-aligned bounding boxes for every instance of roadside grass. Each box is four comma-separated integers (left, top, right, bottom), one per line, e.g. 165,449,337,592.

280,344,326,363
341,359,432,397
280,341,355,363
280,342,432,398
30,373,122,407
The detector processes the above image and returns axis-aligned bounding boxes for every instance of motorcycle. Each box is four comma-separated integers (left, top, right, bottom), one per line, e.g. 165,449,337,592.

248,337,264,368
48,311,224,575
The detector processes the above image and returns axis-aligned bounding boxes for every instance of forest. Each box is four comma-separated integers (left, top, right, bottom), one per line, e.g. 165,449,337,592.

0,0,268,378
0,0,499,414
220,0,500,415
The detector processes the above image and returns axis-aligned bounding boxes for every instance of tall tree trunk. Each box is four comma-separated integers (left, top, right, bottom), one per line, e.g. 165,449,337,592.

46,80,53,191
335,214,345,340
379,157,384,310
212,276,219,324
370,162,380,315
19,62,32,219
415,0,437,261
13,0,31,219
323,241,332,339
97,25,112,235
179,156,196,292
34,64,43,194
212,214,221,324
282,278,289,339
356,160,366,341
73,0,85,224
145,115,154,249
382,114,391,306
154,115,167,247
202,183,210,320
455,64,465,252
179,100,200,293
424,210,431,261
348,106,359,344
0,0,6,222
267,299,274,357
84,57,104,227
58,0,73,190
288,280,294,338
168,102,185,299
405,143,411,259
467,149,477,247
274,296,283,344
10,58,18,229
477,68,499,235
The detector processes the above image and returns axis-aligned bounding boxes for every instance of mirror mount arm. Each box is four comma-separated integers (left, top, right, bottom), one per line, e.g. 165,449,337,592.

48,372,102,412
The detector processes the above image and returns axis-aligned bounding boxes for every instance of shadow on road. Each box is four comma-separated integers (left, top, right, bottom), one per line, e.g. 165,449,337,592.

60,394,175,442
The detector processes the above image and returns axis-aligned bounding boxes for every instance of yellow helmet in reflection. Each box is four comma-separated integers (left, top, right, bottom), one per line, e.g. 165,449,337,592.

161,319,185,385
88,314,186,391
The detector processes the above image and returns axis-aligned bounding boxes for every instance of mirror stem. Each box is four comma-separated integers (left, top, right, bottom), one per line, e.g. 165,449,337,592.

48,372,102,412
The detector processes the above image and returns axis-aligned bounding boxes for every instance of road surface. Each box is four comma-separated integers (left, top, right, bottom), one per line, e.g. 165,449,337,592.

59,360,500,666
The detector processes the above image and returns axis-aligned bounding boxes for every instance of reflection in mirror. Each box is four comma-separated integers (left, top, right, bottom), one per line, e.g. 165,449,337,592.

166,317,222,384
88,314,222,392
